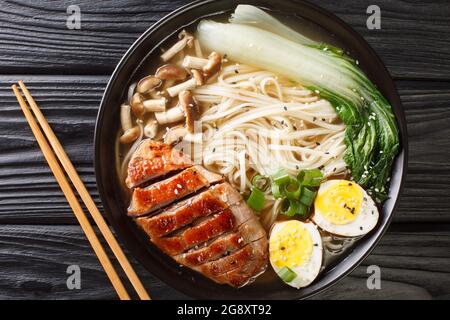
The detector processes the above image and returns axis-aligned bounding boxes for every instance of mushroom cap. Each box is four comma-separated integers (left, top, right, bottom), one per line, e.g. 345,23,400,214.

178,90,200,133
203,51,222,77
130,93,145,118
136,75,162,94
156,64,188,80
191,69,205,86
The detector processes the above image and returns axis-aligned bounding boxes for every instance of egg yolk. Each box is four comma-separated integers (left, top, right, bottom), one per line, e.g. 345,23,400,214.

314,180,363,225
269,221,313,269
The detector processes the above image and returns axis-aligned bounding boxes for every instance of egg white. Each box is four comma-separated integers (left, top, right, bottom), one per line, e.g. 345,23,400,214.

312,180,379,237
270,221,323,289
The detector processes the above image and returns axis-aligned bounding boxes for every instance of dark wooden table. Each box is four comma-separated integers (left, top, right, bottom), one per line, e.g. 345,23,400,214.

0,0,449,300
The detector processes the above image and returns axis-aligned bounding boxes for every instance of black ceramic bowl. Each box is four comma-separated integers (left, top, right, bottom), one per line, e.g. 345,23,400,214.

95,0,408,299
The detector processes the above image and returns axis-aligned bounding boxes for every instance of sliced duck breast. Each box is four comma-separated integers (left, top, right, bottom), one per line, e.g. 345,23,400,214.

126,140,192,188
151,209,236,256
175,218,266,266
128,165,223,217
135,183,241,238
127,141,269,288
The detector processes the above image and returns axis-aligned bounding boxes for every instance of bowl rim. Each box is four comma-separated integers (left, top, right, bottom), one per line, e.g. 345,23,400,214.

94,0,408,299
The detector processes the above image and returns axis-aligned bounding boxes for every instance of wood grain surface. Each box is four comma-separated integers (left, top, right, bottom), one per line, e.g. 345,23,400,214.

0,0,449,300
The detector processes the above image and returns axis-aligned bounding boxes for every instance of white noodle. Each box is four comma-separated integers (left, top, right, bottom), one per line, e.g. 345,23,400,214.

193,63,346,227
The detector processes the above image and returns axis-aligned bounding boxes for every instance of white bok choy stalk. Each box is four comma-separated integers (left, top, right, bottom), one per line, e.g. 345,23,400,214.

230,4,317,46
197,9,399,201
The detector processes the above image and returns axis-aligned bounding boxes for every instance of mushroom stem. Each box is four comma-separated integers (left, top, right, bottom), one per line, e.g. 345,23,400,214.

194,39,204,58
166,78,197,97
182,56,209,69
161,30,194,62
144,117,159,138
161,38,188,62
154,105,185,124
162,79,176,90
143,98,167,112
120,104,132,132
120,126,140,144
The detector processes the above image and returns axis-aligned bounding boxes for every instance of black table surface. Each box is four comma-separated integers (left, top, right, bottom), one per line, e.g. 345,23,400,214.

0,0,449,300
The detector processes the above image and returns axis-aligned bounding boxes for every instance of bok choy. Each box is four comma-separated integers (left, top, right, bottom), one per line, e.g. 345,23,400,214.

197,5,399,201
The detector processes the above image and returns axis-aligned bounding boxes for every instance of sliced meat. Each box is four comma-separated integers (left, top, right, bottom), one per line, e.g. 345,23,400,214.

175,218,266,266
125,140,192,188
150,209,236,256
128,141,268,288
135,183,241,238
214,238,268,288
139,201,259,257
226,199,257,226
128,166,223,217
196,237,267,279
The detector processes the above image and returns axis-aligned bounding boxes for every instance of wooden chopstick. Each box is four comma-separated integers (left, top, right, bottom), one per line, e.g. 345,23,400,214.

12,82,150,300
12,84,130,300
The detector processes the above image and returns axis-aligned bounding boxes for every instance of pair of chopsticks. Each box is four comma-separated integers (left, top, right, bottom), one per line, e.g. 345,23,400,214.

12,81,150,300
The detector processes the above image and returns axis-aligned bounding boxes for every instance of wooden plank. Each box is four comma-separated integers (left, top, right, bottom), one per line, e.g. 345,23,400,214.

1,75,448,224
0,0,449,79
0,224,448,299
0,224,188,300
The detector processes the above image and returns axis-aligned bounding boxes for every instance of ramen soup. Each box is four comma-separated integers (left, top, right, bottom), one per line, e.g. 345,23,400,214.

115,5,399,289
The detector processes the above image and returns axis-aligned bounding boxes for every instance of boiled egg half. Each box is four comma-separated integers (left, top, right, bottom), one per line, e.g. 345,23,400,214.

269,220,322,288
313,180,379,237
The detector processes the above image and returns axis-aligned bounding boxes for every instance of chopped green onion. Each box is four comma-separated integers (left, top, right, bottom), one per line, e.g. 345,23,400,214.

247,187,265,212
298,169,323,187
271,183,282,199
252,174,270,192
280,198,299,217
297,203,309,217
282,178,301,200
278,266,297,283
299,187,317,207
296,171,305,183
272,168,290,185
